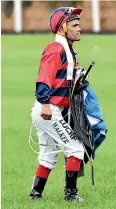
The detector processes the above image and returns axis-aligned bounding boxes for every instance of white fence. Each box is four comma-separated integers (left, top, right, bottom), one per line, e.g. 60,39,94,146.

13,0,100,33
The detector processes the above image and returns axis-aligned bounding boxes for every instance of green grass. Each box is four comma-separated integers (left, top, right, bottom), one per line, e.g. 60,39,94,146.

2,34,116,209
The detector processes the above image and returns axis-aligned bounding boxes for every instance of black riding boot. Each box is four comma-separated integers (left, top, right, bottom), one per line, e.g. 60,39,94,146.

29,176,47,199
64,171,84,202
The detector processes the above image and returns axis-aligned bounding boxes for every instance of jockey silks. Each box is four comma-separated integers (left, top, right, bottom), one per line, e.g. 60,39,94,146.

35,41,77,107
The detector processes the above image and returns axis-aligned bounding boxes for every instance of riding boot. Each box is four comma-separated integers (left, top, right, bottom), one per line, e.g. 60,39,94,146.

29,176,47,199
64,171,84,202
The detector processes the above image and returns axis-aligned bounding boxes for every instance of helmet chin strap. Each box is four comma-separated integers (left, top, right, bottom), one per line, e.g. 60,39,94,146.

63,23,73,50
57,22,73,53
58,23,73,49
63,22,67,33
58,22,67,36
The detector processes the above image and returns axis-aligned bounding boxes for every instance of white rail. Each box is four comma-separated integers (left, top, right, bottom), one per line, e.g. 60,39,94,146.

91,0,100,32
14,0,22,33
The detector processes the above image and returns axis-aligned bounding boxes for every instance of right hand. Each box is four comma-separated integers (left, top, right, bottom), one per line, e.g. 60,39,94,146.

40,104,52,120
75,67,88,84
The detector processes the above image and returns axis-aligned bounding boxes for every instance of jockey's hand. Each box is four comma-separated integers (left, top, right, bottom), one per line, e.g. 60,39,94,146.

41,104,52,120
75,66,88,84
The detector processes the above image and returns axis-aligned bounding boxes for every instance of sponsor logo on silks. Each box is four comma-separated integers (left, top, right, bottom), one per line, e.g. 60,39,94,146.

52,119,77,143
52,122,69,144
59,119,77,141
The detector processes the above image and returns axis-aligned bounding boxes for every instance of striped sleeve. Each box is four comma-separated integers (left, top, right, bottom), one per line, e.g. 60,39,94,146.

36,52,61,88
35,47,62,104
35,82,50,104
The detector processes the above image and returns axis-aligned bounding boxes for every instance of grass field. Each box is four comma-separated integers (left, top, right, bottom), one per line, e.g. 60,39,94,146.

2,34,116,209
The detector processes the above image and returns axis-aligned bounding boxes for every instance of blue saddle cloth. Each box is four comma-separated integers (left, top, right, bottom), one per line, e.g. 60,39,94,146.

82,86,107,158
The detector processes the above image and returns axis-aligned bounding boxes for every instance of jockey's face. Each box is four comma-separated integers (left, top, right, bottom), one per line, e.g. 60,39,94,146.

66,19,81,42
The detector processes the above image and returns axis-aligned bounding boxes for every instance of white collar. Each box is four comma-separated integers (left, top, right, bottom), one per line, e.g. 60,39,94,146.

55,34,74,81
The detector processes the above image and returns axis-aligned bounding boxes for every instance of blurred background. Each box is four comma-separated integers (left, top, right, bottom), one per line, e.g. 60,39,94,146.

1,0,116,33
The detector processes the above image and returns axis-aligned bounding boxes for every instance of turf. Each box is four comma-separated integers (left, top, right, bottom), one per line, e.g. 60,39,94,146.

1,34,116,209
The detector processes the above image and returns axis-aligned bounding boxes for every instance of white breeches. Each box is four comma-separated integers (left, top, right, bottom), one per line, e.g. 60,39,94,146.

31,101,84,169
